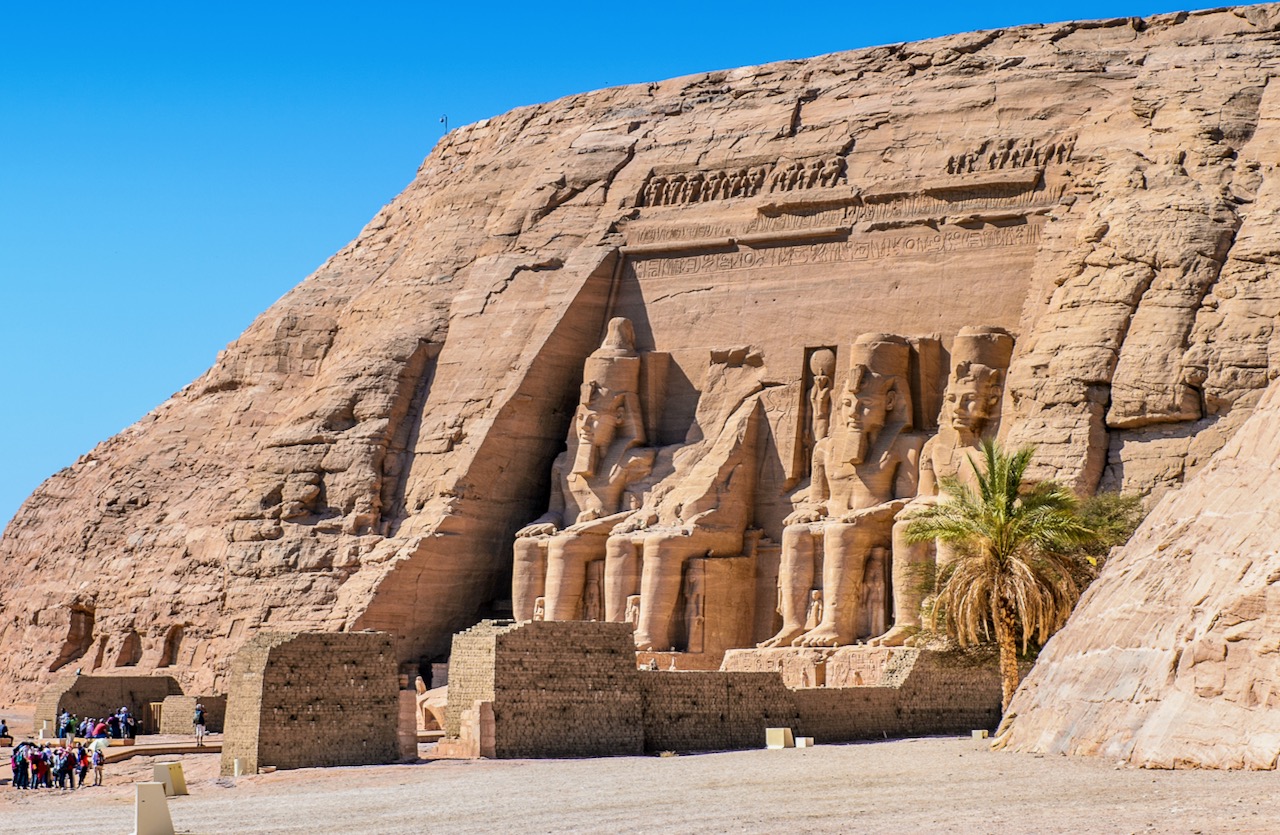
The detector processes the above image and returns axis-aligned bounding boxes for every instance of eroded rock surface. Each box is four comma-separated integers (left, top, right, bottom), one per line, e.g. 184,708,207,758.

7,6,1280,700
998,374,1280,769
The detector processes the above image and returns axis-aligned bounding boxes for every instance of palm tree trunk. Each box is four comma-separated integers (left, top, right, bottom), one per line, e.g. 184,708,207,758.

992,595,1021,713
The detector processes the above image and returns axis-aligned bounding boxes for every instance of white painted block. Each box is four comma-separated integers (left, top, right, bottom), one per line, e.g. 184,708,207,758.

152,762,188,797
133,781,175,835
765,727,795,749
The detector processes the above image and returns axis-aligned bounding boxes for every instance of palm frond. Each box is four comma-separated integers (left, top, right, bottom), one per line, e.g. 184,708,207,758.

914,439,1101,656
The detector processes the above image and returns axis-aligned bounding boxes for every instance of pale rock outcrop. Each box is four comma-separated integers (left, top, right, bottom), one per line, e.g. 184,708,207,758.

998,374,1280,769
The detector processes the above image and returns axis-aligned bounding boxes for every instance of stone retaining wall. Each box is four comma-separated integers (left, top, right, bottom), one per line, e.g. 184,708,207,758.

443,621,1003,757
34,675,182,734
159,694,227,734
220,632,401,775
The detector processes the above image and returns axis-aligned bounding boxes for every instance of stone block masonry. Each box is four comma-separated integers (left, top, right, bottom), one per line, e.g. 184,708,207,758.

159,694,227,734
448,620,643,757
35,675,182,735
220,632,401,775
442,621,1003,757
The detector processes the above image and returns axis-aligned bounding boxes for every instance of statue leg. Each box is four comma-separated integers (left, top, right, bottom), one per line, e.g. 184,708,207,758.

871,519,933,647
757,524,816,648
544,534,601,621
635,533,703,651
795,522,873,647
511,537,547,623
603,535,641,623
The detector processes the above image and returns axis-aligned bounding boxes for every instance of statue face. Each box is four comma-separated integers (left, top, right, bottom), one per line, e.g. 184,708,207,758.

945,369,1002,432
575,401,620,452
842,367,895,439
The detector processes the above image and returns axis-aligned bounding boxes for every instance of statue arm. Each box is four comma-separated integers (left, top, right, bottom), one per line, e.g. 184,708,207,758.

563,509,633,535
516,453,567,537
784,442,832,525
911,437,939,502
894,437,925,500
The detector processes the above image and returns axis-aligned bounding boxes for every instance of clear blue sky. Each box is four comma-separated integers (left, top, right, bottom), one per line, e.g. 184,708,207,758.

0,0,1237,527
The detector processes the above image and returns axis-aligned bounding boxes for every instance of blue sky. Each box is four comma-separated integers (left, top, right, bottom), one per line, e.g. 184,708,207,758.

0,0,1238,527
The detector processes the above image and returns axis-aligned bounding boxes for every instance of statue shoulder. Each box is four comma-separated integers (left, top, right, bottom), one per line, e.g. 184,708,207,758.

894,431,927,458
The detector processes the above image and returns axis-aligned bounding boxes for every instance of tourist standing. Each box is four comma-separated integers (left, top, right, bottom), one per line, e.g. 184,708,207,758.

193,703,207,747
11,743,27,789
91,747,104,786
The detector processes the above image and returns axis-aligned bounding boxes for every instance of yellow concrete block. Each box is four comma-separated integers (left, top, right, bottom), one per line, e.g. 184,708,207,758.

152,762,188,796
971,729,989,740
796,737,815,748
134,781,175,835
765,727,795,749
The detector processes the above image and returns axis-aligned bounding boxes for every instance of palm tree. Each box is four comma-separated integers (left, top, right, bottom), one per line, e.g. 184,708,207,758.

902,439,1097,712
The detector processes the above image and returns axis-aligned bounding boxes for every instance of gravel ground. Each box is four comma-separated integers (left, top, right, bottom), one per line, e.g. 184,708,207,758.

2,733,1278,834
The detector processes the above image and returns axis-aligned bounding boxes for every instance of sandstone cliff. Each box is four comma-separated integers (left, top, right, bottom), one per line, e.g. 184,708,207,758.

998,373,1280,769
6,5,1280,700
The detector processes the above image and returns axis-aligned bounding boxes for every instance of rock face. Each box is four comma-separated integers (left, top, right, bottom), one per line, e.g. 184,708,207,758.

6,5,1280,701
998,375,1280,769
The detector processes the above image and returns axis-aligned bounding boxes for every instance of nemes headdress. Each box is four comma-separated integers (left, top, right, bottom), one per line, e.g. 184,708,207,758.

951,326,1014,380
582,317,641,398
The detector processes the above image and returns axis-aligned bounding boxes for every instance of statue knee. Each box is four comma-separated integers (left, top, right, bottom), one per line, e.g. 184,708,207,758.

605,535,635,562
781,524,811,549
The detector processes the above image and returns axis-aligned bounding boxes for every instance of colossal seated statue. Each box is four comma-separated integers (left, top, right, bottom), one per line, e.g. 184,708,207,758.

511,318,656,623
602,351,766,651
873,326,1014,647
760,333,922,649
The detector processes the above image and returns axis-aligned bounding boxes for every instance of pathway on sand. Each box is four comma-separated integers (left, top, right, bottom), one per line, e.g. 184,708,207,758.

1,736,1277,832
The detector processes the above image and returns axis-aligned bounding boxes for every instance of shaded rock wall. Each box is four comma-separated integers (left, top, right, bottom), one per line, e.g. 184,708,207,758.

7,6,1280,701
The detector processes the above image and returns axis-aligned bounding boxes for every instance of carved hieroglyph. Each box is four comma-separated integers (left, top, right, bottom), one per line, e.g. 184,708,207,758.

511,318,655,623
760,334,921,649
874,326,1015,647
9,8,1280,700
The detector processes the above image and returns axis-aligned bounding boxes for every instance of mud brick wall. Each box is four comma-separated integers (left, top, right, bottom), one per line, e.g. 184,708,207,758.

159,694,227,734
443,621,502,737
220,632,400,775
444,622,1005,757
490,620,643,758
639,671,800,753
34,675,182,733
792,650,1004,742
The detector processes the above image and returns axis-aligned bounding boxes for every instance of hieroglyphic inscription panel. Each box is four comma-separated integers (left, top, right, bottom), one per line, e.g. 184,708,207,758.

630,224,1042,279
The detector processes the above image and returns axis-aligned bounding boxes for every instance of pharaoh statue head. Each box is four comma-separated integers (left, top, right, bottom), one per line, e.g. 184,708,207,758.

839,333,912,465
943,326,1015,438
571,317,645,476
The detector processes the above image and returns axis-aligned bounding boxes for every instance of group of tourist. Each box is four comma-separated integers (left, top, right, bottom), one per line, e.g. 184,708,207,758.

9,741,104,789
57,706,137,740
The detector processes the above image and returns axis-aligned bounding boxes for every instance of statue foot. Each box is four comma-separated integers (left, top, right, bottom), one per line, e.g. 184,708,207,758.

868,626,919,647
792,625,849,648
757,627,805,649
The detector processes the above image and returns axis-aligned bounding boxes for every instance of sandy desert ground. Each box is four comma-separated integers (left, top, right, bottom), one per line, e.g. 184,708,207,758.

2,702,1277,835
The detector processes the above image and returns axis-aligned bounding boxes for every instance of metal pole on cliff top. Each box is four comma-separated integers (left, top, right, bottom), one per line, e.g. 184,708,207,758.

440,114,448,133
